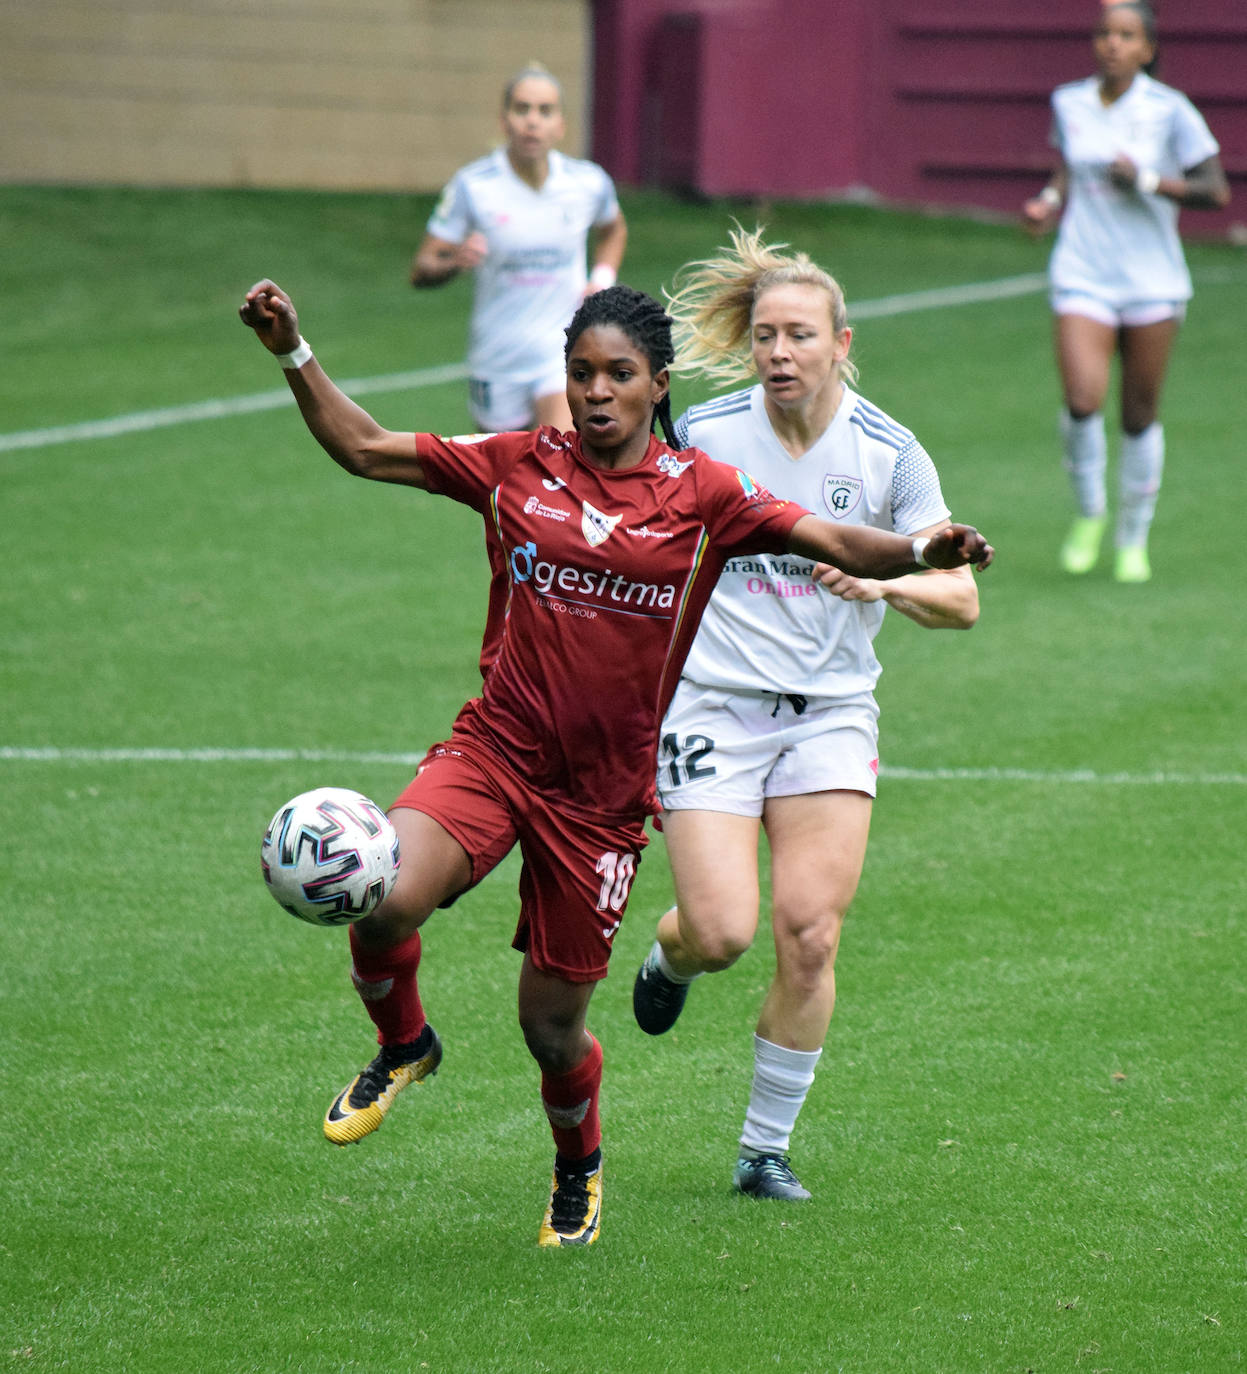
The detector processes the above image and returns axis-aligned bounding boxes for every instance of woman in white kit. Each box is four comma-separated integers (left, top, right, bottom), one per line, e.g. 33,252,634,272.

631,227,984,1200
411,62,628,431
1022,1,1229,583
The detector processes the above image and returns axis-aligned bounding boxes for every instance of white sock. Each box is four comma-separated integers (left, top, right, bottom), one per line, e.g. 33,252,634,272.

652,939,698,985
1117,422,1165,548
739,1035,822,1156
1060,410,1108,517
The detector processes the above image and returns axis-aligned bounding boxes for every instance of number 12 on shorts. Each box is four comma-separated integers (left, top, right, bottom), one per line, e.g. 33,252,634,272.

660,732,717,789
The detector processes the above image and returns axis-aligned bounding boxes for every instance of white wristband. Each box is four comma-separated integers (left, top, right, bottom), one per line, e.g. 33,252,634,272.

1135,167,1161,195
589,263,617,290
276,337,314,370
912,536,931,567
1038,185,1063,208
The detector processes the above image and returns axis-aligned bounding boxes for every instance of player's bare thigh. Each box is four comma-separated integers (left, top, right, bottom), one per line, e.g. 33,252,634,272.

765,789,873,958
1117,317,1180,431
1054,312,1118,416
661,808,763,966
353,807,472,950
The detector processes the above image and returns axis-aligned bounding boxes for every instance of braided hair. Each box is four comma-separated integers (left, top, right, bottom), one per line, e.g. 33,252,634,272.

564,285,679,448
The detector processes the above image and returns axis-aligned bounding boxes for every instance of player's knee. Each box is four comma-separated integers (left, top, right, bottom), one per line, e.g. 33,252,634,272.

776,912,842,983
681,921,752,971
1064,395,1102,422
1121,403,1159,436
353,901,424,950
518,1014,583,1074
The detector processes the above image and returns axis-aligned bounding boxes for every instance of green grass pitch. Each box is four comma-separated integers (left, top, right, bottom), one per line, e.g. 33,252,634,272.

2,184,1244,1372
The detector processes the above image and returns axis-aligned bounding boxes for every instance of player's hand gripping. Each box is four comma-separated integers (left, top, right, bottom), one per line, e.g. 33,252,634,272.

239,280,302,355
812,566,884,602
924,525,994,570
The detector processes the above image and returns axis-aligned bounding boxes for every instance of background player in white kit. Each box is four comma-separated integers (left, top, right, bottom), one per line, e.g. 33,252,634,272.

1022,1,1229,583
411,62,627,432
632,227,983,1201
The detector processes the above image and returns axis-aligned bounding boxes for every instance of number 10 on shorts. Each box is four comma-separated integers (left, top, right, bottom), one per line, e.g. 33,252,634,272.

595,851,637,914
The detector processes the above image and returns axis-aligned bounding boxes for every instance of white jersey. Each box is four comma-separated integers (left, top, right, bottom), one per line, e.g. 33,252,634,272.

426,148,621,381
1048,74,1219,306
675,384,950,707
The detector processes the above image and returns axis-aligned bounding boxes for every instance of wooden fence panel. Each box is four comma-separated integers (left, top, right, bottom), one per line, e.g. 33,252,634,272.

0,0,591,190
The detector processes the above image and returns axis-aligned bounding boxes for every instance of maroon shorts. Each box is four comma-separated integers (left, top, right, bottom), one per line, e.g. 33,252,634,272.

392,738,649,983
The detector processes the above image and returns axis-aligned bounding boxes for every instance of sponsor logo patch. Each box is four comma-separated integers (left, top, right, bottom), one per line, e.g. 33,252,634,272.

657,453,693,478
524,494,572,523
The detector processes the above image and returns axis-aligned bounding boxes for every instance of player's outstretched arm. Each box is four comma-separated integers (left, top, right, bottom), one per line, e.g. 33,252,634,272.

239,279,428,488
787,515,994,579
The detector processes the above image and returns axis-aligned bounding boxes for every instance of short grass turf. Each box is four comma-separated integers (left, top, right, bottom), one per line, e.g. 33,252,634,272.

2,185,1245,1373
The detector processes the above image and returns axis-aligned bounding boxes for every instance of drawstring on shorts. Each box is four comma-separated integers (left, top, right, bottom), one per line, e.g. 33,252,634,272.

769,693,808,718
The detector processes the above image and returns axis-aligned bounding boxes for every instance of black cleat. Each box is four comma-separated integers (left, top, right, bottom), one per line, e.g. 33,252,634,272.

733,1152,812,1201
632,949,691,1035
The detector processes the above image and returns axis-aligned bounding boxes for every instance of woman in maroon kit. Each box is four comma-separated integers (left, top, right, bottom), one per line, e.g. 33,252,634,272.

240,277,993,1247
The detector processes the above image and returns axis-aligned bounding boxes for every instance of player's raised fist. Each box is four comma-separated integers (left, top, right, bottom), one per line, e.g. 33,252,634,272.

239,279,301,354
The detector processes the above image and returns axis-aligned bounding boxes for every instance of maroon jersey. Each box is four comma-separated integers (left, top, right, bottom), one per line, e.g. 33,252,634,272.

417,426,807,817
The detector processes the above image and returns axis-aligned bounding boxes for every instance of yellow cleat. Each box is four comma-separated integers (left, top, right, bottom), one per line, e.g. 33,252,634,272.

1059,515,1107,574
538,1155,602,1247
323,1027,442,1145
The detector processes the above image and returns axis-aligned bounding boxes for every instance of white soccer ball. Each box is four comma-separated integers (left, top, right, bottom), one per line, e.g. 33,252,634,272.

260,787,400,926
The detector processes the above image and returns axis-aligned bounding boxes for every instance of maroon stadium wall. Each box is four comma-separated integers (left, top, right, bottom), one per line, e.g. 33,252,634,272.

590,0,1245,238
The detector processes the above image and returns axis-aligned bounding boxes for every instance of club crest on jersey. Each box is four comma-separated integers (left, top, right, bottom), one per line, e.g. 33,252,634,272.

824,475,864,520
581,500,622,547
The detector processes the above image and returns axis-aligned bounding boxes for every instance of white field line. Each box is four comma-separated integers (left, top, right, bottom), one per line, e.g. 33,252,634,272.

848,272,1047,319
0,362,468,454
1,746,1243,785
0,273,1052,455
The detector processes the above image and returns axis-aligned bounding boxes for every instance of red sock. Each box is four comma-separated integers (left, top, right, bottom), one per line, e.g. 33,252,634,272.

541,1035,603,1164
348,925,426,1045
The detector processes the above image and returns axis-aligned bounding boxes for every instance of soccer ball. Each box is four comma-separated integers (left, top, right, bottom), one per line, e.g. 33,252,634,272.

260,787,400,926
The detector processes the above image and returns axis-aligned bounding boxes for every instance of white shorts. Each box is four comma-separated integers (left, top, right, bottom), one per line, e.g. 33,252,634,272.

468,360,568,431
1051,290,1186,329
657,681,880,818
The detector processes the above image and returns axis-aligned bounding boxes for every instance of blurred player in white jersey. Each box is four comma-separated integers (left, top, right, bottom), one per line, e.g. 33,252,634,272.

411,62,627,432
1022,1,1229,583
631,227,984,1201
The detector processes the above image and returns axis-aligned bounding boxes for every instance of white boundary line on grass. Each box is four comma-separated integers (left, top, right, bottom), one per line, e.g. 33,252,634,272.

0,362,470,454
2,746,1243,785
0,273,1049,455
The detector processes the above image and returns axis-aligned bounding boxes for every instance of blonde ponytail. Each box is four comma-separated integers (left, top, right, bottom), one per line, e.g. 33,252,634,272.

665,224,857,385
